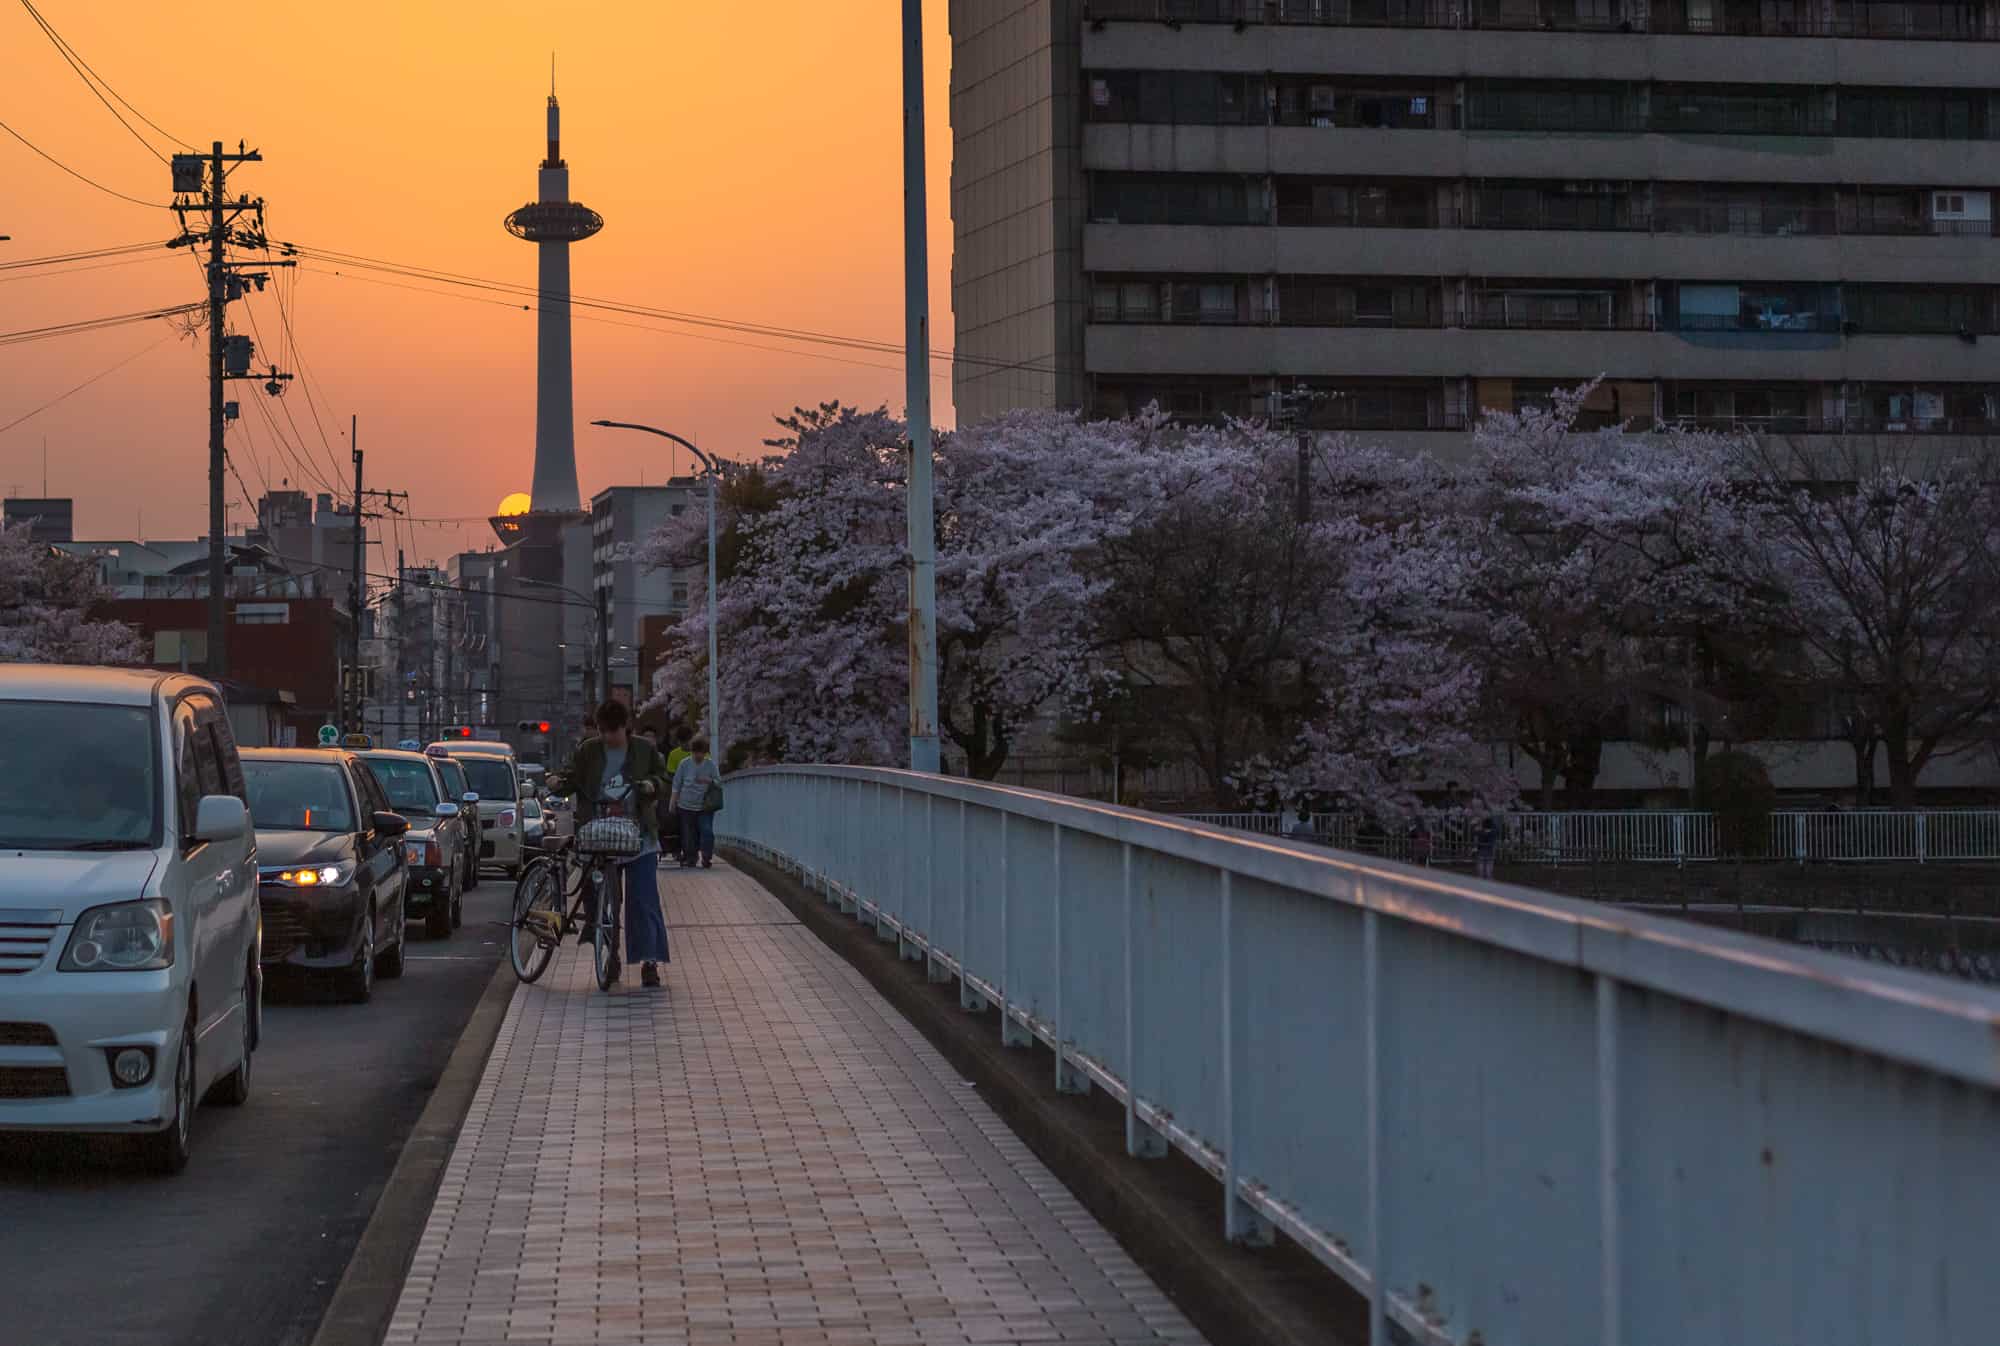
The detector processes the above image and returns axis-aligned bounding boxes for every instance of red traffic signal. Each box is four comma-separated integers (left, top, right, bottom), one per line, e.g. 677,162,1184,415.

536,721,550,734
456,726,472,737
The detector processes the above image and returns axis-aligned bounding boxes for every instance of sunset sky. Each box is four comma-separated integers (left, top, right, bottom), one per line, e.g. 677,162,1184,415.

1,0,955,559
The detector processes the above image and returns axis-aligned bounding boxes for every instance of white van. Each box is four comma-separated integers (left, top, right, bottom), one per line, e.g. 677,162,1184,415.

0,668,260,1173
452,751,525,879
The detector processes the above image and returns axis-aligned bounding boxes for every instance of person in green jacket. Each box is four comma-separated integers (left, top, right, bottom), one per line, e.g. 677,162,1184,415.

557,700,673,988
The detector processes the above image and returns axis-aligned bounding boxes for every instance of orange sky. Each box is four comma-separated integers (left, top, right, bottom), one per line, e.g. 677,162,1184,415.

1,0,956,560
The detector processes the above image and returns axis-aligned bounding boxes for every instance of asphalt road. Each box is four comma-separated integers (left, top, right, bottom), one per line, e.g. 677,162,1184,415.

0,879,513,1346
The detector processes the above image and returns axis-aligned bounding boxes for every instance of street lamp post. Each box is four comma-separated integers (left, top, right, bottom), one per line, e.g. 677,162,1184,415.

589,420,721,756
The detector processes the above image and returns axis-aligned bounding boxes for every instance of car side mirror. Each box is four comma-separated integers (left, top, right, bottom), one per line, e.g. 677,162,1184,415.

435,801,461,818
374,811,410,838
461,791,480,805
193,795,249,844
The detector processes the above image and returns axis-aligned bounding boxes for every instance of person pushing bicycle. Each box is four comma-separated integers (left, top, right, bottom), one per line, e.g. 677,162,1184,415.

549,700,672,989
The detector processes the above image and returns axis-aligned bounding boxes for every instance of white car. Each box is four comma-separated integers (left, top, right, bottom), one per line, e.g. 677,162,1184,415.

0,667,260,1173
452,751,525,878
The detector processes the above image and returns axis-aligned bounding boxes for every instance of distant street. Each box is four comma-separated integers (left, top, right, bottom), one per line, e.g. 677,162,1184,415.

0,883,512,1346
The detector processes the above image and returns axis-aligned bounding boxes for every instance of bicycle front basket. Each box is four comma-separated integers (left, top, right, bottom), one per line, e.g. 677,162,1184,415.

576,815,644,857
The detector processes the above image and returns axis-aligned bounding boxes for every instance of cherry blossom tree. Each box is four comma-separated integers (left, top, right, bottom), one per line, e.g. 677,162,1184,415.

1096,420,1501,815
1725,434,2000,805
1450,387,1753,807
642,404,1172,777
0,524,141,665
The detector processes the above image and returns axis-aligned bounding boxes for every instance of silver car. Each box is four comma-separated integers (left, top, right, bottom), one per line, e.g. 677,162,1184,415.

0,668,260,1173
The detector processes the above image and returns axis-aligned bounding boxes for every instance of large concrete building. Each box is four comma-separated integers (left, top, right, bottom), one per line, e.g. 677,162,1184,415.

950,1,2000,452
589,482,700,704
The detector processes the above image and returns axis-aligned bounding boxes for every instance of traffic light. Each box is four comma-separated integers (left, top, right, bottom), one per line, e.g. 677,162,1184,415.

447,725,473,738
516,720,552,734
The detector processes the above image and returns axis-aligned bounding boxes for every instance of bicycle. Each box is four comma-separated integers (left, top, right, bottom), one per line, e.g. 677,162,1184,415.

508,782,650,991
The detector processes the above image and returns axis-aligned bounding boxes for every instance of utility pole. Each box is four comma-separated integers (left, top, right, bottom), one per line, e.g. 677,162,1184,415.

901,0,941,774
338,416,408,733
171,142,291,681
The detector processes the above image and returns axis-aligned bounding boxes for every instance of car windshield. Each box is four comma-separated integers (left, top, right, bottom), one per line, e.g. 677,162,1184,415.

0,701,158,850
460,757,516,801
362,757,440,814
243,760,355,832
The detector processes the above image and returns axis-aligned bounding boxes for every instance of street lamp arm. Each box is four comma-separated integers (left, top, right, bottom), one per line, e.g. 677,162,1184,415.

589,419,718,475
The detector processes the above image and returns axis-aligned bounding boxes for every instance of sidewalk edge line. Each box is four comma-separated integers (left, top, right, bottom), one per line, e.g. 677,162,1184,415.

305,953,518,1346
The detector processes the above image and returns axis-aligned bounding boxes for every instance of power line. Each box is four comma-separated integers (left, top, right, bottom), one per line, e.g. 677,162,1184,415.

0,301,202,348
297,263,927,380
0,331,175,436
0,238,171,271
0,251,178,285
282,241,1065,380
18,0,181,162
0,116,160,208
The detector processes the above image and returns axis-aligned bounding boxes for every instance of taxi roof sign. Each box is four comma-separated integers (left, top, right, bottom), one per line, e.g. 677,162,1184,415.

343,733,374,749
317,724,340,747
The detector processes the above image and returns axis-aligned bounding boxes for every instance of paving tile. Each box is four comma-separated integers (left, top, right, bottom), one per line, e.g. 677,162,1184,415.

385,858,1208,1346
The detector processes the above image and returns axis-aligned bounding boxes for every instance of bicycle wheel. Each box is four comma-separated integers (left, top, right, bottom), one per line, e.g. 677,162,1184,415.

593,863,622,991
510,859,566,984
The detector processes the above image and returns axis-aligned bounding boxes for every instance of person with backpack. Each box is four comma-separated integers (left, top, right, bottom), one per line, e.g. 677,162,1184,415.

670,735,723,869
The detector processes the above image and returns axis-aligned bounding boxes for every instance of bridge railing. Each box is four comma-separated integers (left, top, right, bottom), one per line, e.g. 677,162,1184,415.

1182,807,2000,863
721,767,2000,1346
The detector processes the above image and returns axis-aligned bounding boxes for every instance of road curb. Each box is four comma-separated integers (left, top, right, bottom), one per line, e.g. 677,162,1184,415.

729,848,1368,1346
306,954,517,1346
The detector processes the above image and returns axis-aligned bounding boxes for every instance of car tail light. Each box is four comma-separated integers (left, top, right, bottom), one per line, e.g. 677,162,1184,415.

499,809,517,828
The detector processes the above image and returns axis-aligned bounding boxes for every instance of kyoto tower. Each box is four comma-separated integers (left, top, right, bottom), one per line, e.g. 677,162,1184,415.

504,80,602,514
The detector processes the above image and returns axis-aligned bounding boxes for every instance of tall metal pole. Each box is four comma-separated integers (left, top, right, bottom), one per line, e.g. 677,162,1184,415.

901,0,941,774
206,141,227,678
705,470,720,754
350,419,362,731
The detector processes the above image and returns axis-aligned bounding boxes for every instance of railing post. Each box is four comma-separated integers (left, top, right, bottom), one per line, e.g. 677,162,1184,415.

1795,812,1806,865
926,793,950,982
1597,974,1622,1346
1123,841,1166,1158
1222,869,1273,1246
1917,813,1928,864
999,811,1032,1047
1364,905,1386,1346
1054,824,1088,1094
959,798,987,1012
882,788,910,948
1672,812,1684,867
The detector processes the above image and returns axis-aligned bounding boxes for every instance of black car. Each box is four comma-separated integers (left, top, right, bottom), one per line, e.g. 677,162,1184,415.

242,748,409,1003
429,753,482,892
358,749,471,939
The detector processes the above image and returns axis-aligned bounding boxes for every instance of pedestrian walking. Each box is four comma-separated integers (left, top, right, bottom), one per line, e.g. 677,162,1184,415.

663,727,692,861
670,735,724,869
1475,813,1500,880
557,700,673,989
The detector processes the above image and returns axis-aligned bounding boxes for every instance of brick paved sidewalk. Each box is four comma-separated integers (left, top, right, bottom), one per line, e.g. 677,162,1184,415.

386,858,1209,1346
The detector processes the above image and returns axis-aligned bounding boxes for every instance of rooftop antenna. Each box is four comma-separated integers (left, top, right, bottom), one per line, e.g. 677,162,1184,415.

551,50,556,99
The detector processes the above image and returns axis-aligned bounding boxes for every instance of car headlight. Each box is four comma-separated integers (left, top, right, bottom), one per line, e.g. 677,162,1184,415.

498,809,517,829
60,899,174,972
264,862,357,888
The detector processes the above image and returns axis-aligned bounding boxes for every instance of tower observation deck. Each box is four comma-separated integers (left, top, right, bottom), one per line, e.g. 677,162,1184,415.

504,91,601,516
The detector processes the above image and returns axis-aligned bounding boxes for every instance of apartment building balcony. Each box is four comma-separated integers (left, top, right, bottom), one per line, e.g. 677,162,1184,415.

1085,317,1999,382
1085,221,1996,285
1084,121,2000,188
1082,8,2000,88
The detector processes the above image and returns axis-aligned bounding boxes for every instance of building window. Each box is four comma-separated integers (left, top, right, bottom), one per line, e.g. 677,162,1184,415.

234,603,290,625
671,582,690,609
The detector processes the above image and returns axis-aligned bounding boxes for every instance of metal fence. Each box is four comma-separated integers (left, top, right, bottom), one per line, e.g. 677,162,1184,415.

721,767,2000,1346
1180,808,2000,863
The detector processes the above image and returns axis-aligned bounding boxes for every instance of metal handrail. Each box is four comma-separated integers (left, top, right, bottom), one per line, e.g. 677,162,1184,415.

723,766,2000,1346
